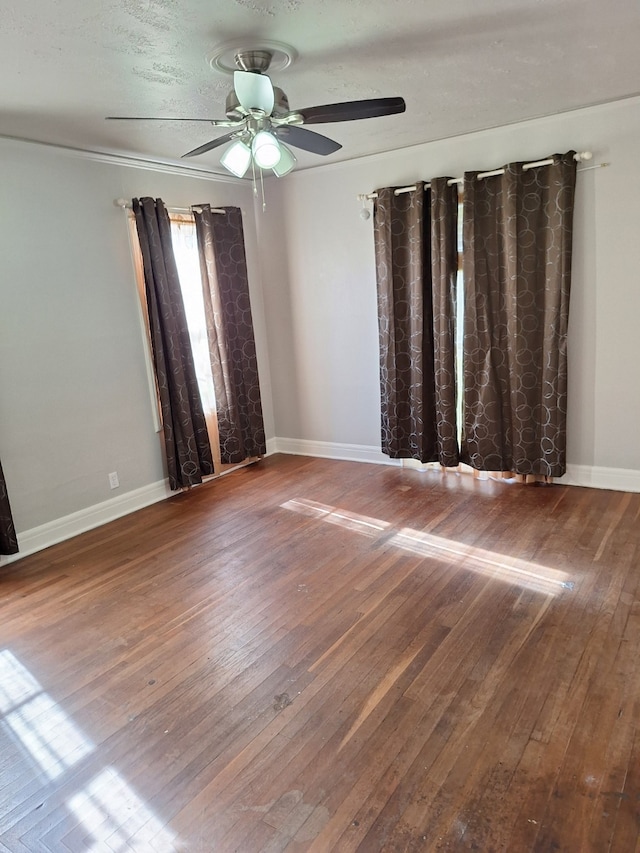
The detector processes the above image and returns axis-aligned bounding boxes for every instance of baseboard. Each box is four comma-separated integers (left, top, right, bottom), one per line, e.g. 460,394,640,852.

2,445,277,566
3,447,637,567
272,438,640,493
2,479,173,565
561,464,640,492
272,437,399,466
265,437,279,457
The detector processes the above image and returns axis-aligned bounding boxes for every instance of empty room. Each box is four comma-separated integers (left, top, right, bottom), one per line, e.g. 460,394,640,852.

1,1,640,850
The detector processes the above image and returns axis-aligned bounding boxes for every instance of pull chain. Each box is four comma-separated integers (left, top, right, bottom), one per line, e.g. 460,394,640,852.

260,167,266,212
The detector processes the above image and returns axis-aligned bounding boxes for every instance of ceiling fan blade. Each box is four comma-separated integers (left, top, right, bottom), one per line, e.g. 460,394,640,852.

234,70,275,115
182,132,238,158
106,116,229,122
297,96,406,125
275,125,342,156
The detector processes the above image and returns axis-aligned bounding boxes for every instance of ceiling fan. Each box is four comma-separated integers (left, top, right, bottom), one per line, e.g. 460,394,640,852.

107,48,406,178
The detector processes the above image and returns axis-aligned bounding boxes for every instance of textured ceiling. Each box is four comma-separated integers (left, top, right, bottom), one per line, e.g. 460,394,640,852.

2,0,639,175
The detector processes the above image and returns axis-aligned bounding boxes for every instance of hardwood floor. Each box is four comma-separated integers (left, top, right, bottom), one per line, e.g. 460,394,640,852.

1,454,639,852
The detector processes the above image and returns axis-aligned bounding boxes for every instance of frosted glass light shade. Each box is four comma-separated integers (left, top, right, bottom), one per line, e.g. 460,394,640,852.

252,131,281,169
272,143,296,177
234,70,275,115
220,140,252,177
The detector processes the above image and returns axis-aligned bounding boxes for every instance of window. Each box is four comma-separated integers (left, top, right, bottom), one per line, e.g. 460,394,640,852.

128,210,253,479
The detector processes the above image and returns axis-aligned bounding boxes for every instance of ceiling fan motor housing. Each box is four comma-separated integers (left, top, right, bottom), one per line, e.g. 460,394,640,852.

234,50,273,74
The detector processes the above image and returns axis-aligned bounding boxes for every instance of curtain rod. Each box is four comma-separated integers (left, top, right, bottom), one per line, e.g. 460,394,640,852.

114,198,226,214
358,151,606,201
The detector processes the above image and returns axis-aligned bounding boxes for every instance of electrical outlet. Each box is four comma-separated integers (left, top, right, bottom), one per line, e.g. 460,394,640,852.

108,471,119,490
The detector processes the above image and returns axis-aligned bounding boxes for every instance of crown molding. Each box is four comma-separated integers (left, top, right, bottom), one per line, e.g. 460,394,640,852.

0,133,241,183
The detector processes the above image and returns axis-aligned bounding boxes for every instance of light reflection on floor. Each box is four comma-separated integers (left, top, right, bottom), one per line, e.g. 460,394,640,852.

67,767,178,852
280,498,392,537
0,649,179,850
0,650,93,781
281,498,573,597
389,528,572,596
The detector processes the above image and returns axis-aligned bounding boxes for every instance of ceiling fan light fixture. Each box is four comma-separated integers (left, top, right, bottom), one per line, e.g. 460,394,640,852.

272,143,296,177
234,70,275,115
220,139,252,177
252,130,281,169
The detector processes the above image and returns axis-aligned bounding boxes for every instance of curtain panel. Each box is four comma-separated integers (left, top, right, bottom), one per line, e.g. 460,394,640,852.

460,151,577,477
373,183,458,464
193,205,266,463
430,178,460,467
133,197,214,490
0,459,18,555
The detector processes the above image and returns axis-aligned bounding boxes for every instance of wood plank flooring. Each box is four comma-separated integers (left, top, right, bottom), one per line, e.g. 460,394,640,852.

1,454,639,852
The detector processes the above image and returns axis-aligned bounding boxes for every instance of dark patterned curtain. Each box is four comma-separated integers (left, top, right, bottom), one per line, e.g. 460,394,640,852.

373,182,458,464
431,178,460,467
0,458,18,555
193,205,266,464
460,151,577,477
133,197,214,490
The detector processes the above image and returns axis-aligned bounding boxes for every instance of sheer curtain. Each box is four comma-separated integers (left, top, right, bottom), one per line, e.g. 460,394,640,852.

373,182,459,464
133,197,214,490
169,216,217,418
193,205,266,464
460,151,577,478
0,459,18,555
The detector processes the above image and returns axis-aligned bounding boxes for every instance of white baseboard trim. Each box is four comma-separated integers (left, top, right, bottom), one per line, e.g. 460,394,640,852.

3,479,173,565
561,464,640,493
265,437,279,457
272,437,399,466
1,446,284,566
4,447,637,567
272,438,640,493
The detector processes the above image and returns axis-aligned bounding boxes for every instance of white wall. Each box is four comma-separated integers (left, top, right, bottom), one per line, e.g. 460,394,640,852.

0,139,275,545
260,97,640,489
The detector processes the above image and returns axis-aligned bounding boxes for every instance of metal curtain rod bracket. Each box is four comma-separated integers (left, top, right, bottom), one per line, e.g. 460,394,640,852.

114,198,226,214
358,151,607,201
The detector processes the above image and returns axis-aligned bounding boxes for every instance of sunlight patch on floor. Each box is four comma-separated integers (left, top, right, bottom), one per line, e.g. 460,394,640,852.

67,766,178,852
0,649,93,780
390,528,573,596
280,498,391,537
280,499,573,597
0,649,180,850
